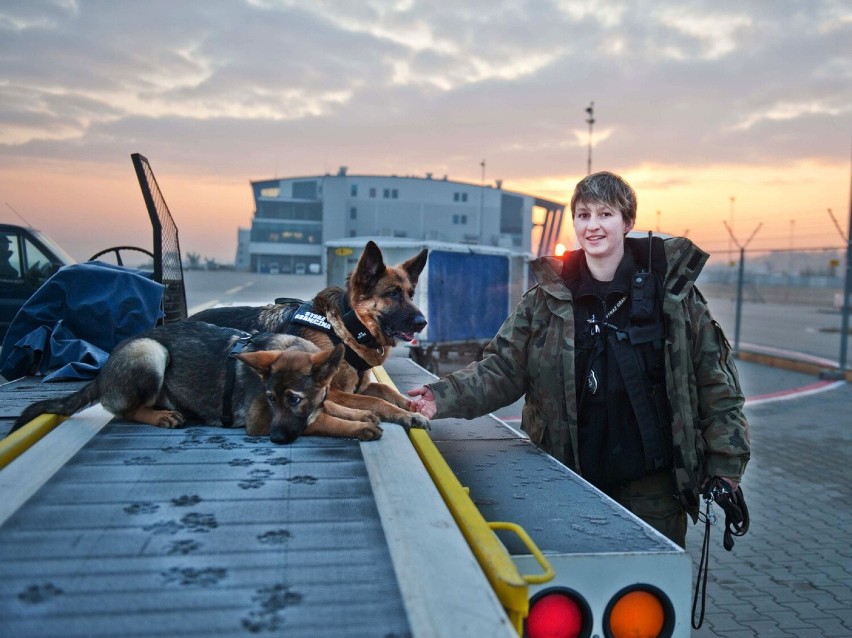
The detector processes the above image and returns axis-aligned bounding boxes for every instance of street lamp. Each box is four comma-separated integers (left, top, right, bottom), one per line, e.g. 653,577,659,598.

585,102,595,176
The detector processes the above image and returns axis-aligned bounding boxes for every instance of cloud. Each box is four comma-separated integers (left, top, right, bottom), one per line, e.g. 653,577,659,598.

0,0,849,261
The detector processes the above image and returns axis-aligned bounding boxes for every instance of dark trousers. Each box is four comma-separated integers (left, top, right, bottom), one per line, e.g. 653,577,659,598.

610,470,687,547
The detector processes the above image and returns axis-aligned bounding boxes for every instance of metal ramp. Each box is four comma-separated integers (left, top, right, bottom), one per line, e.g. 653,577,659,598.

0,372,516,637
0,421,411,637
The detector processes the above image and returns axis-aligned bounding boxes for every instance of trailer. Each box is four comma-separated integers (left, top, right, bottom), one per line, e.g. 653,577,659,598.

379,357,692,638
325,238,532,373
0,354,692,638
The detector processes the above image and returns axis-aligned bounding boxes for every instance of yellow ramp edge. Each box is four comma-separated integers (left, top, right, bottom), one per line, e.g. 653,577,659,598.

0,414,67,470
372,366,554,634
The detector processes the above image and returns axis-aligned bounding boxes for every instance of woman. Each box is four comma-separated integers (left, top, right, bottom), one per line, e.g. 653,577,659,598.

408,171,750,547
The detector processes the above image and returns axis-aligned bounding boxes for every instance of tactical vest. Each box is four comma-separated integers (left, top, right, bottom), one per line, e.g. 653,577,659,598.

567,235,674,492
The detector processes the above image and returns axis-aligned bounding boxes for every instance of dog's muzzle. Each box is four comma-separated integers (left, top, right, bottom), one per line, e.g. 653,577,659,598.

269,418,307,445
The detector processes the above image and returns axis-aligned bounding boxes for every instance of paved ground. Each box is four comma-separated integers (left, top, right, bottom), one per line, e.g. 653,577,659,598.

682,361,852,637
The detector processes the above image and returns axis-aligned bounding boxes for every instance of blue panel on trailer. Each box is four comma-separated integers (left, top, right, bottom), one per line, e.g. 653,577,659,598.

426,251,508,343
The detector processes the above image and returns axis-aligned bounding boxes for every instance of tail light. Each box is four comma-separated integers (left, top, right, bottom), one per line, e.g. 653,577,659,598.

604,585,674,638
525,588,591,638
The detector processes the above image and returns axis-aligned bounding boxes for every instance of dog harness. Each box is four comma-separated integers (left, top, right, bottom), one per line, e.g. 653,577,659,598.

221,332,254,427
275,296,378,374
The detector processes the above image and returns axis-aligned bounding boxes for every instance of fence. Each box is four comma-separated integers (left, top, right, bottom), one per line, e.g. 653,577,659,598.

698,246,850,373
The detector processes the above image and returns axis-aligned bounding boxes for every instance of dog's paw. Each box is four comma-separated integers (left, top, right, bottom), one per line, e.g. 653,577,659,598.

156,411,185,429
403,412,430,431
364,413,381,427
356,422,383,441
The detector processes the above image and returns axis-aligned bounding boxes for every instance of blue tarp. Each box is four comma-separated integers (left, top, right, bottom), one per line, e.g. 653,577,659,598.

426,251,509,343
0,261,164,382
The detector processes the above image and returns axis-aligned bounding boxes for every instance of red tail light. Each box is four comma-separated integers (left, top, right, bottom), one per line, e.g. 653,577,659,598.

525,589,590,638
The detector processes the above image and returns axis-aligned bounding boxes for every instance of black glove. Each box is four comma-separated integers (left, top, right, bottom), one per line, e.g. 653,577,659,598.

703,477,750,550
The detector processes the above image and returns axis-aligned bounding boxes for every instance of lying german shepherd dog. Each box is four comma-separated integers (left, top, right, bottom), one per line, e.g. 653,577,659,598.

12,321,387,444
190,240,430,432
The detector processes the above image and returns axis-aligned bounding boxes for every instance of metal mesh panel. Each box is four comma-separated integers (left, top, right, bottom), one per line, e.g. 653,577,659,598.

131,153,187,323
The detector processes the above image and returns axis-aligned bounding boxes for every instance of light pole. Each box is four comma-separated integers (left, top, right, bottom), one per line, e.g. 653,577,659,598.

585,102,595,176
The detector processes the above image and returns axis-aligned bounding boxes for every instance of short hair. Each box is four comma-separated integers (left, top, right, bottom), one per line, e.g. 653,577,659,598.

570,171,637,225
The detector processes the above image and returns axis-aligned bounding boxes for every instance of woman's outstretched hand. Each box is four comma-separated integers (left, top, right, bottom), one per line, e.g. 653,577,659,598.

407,386,437,419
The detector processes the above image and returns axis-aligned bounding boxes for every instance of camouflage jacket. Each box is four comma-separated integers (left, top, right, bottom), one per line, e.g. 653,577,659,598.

429,237,751,515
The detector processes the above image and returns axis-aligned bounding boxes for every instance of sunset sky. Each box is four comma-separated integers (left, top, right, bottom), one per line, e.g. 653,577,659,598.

1,1,850,265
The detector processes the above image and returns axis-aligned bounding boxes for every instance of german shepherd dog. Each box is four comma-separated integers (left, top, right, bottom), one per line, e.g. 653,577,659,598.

190,241,430,432
11,321,385,444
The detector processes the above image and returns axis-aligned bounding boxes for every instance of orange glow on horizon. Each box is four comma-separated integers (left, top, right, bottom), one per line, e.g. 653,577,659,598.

512,158,849,264
1,157,847,266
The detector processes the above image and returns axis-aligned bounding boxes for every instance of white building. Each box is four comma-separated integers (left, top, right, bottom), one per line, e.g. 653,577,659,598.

236,167,565,273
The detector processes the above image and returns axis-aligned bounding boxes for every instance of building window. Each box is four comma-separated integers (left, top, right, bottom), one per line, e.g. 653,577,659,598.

392,189,398,199
350,207,357,220
383,188,390,198
256,201,322,221
452,214,468,225
501,194,523,234
250,223,323,245
350,230,357,237
292,180,318,199
462,193,468,202
453,193,459,202
351,184,358,197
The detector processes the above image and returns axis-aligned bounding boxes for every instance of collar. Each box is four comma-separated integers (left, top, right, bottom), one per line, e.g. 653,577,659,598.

340,295,379,347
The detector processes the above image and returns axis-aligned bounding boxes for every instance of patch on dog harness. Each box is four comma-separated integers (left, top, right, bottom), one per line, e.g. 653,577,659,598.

283,300,375,373
292,302,333,332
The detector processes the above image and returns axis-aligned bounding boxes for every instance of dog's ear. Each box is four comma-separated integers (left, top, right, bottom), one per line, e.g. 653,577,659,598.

310,344,345,385
401,248,428,285
352,241,386,290
234,350,281,377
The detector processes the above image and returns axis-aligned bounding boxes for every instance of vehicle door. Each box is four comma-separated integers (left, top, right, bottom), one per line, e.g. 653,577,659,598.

0,230,63,338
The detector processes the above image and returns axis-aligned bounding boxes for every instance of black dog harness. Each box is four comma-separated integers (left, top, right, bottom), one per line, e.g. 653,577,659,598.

275,296,380,375
221,332,254,427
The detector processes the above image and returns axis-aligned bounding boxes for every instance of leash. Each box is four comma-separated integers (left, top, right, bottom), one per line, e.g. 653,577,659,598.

221,333,254,427
691,477,750,629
